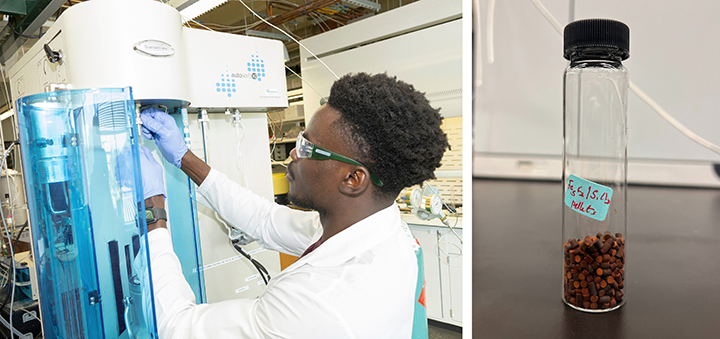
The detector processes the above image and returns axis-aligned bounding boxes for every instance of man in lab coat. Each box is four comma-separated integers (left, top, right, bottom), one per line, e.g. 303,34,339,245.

139,72,450,339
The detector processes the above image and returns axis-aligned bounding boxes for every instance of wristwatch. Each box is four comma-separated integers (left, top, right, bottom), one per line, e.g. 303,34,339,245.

145,206,167,224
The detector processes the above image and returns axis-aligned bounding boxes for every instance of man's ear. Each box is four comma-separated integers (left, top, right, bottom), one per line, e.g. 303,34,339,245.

338,166,372,196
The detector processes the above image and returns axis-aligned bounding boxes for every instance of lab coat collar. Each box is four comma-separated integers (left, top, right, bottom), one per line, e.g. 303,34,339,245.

289,203,402,269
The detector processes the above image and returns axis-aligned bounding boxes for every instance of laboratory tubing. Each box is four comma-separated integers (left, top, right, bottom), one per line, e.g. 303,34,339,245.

562,19,630,313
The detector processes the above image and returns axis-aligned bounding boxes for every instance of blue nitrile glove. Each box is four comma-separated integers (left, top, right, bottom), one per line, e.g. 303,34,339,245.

116,147,166,201
140,107,188,168
138,147,166,200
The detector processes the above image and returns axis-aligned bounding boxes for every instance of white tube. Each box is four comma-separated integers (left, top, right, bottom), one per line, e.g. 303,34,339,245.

629,82,720,155
473,0,483,87
530,0,564,35
530,0,720,156
486,0,496,64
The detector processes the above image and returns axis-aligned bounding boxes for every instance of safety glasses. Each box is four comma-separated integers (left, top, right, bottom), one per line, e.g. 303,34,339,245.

295,131,383,187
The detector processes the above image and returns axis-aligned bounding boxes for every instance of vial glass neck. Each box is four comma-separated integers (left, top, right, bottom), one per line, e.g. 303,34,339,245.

567,47,625,65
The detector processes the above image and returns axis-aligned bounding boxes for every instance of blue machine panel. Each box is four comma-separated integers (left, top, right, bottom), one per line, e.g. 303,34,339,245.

16,88,157,339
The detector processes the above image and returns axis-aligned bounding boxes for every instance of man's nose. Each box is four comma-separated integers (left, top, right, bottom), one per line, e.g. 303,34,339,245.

289,148,298,161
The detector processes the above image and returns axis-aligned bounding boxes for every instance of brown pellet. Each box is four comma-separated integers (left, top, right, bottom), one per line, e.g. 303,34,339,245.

565,235,625,310
569,239,579,248
593,239,603,251
600,240,612,254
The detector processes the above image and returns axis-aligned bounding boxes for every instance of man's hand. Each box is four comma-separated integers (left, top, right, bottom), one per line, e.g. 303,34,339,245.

138,147,166,201
138,147,167,231
116,146,165,200
140,107,189,168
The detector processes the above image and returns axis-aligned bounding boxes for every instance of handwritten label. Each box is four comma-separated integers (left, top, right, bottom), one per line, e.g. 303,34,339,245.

235,285,250,294
564,174,613,221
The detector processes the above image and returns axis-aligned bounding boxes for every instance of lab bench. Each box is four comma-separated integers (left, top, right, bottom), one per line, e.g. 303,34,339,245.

473,179,720,339
404,214,464,328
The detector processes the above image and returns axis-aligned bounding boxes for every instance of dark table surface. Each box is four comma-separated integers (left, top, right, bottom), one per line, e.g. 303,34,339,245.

473,179,720,339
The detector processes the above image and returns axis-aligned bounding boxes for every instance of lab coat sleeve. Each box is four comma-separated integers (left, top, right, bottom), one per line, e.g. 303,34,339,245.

148,228,351,339
196,168,320,257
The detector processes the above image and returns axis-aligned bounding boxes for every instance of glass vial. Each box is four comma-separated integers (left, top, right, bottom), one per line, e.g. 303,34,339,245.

562,19,630,313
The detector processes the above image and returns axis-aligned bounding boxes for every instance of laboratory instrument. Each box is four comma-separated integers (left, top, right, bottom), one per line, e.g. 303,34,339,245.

6,0,288,335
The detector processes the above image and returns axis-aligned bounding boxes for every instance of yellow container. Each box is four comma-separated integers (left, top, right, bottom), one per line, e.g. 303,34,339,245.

272,172,289,195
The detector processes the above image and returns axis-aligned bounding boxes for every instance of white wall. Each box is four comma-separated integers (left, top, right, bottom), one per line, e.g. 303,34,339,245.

300,0,462,120
474,0,720,186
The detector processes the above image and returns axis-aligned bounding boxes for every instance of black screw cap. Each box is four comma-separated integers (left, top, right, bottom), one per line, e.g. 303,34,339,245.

564,19,629,61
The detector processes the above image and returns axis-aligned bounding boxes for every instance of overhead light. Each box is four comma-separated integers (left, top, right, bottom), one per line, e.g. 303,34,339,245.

168,0,200,12
0,109,14,121
244,30,292,42
178,0,228,19
342,0,381,12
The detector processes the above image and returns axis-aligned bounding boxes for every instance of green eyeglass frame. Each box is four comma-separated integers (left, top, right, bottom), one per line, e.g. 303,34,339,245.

296,131,383,187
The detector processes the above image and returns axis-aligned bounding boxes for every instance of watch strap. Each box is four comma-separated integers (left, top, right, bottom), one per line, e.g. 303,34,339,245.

146,206,167,224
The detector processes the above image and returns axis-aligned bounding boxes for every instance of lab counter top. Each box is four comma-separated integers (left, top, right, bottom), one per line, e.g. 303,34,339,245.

401,213,463,228
473,179,720,339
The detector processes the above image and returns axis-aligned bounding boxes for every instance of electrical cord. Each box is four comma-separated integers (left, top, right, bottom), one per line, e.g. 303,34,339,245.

0,143,18,338
284,66,326,103
422,181,463,244
8,23,42,39
234,0,340,80
0,222,27,315
232,241,271,285
0,65,13,111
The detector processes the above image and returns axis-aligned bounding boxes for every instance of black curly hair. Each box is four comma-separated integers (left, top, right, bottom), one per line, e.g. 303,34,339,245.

327,72,450,198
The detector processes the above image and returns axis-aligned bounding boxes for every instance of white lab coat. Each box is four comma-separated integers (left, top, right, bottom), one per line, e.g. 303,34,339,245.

147,168,420,338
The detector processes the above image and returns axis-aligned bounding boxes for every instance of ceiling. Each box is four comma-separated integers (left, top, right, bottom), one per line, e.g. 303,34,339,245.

181,0,417,68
